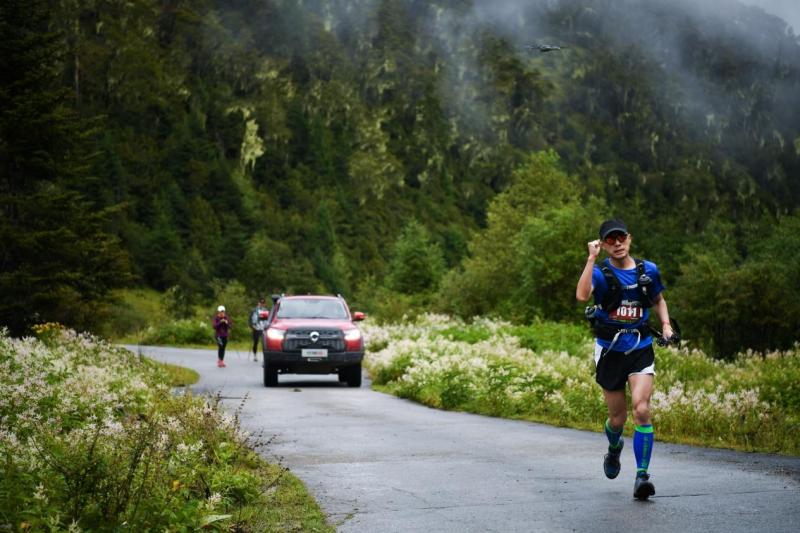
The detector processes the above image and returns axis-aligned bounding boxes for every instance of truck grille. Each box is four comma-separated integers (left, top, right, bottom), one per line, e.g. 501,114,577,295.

283,329,345,352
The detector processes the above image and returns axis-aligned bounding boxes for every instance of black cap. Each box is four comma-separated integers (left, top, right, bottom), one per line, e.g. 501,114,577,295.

599,218,628,239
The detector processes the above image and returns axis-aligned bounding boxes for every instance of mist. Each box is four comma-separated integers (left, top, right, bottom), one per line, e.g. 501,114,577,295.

438,0,798,149
742,0,800,32
218,0,800,176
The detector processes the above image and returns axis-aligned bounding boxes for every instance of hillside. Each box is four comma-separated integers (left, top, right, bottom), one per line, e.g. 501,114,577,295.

1,0,799,355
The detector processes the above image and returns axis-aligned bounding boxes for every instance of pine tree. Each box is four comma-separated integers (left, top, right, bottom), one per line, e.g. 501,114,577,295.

387,219,445,295
0,0,130,335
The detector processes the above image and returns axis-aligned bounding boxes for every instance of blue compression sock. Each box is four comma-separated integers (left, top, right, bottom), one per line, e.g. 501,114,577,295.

634,424,654,474
605,419,624,449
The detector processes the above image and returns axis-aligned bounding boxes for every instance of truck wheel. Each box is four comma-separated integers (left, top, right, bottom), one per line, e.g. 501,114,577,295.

346,364,362,388
263,362,278,387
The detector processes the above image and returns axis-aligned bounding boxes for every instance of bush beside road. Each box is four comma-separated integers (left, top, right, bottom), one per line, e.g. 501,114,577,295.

364,314,800,455
0,325,332,532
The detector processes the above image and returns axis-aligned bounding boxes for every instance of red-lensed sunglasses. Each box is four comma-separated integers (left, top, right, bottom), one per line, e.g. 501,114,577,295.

603,232,628,245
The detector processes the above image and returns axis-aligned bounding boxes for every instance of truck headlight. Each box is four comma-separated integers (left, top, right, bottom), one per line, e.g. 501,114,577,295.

344,328,361,341
266,328,286,340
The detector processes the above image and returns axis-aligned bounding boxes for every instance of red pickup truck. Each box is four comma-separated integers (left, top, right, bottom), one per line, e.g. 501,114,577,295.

262,294,365,387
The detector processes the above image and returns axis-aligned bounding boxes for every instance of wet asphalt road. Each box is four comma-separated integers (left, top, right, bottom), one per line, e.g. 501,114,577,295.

129,345,800,533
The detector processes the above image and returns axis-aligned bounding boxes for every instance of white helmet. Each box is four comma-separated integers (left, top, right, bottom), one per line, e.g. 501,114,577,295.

217,305,226,312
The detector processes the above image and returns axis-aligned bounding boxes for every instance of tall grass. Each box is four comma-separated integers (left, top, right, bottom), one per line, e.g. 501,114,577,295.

0,325,331,531
364,314,800,455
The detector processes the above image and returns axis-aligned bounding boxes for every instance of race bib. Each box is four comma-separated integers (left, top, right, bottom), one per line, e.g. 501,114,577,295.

609,301,643,323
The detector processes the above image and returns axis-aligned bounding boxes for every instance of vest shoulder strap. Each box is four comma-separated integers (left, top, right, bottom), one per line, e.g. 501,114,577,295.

635,257,656,308
600,258,648,311
599,259,622,311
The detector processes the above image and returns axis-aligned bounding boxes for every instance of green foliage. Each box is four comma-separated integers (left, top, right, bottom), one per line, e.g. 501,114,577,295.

433,325,493,344
6,0,799,359
209,279,252,338
515,200,605,321
507,321,592,357
365,316,800,454
310,201,353,294
238,234,300,296
388,220,446,294
370,352,415,389
137,318,212,346
96,288,167,340
651,349,799,453
352,275,420,324
0,0,131,336
672,214,800,357
164,285,196,319
741,354,800,413
439,151,605,322
0,331,332,531
654,344,721,383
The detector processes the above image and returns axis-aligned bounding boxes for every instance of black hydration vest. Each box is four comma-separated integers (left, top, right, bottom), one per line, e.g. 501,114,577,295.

586,258,656,341
598,258,656,313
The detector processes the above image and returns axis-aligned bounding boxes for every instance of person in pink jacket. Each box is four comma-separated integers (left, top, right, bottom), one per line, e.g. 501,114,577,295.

212,305,232,367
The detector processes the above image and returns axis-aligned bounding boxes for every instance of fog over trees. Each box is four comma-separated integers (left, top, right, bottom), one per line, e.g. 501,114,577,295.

742,0,800,31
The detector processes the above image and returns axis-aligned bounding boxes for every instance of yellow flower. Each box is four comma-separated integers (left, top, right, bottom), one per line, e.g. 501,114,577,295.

172,479,181,491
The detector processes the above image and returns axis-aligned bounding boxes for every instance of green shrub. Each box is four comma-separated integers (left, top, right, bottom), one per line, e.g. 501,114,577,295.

164,284,196,319
98,288,168,339
656,348,721,383
475,360,523,416
371,352,415,385
364,316,800,454
138,318,212,346
672,215,800,358
209,279,252,335
732,348,800,412
210,464,262,506
353,278,422,324
436,151,607,323
433,324,492,344
387,219,446,294
507,321,592,356
0,330,332,531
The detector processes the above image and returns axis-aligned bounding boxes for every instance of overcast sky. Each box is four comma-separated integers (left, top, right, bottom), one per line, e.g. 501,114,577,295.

743,0,800,31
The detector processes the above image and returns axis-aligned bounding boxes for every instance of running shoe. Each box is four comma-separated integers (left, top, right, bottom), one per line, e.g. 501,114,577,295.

603,440,623,479
633,472,655,500
253,353,258,362
217,359,226,368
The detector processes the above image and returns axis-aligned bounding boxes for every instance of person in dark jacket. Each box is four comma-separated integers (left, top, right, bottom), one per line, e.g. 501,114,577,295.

212,305,232,367
249,297,270,362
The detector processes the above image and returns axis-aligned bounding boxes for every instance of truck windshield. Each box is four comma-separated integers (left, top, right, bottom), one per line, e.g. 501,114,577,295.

276,299,348,319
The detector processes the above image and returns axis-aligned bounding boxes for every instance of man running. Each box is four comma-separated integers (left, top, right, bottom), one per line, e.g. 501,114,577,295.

575,218,674,500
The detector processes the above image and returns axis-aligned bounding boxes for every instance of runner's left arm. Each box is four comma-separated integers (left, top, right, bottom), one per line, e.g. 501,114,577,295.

652,294,673,339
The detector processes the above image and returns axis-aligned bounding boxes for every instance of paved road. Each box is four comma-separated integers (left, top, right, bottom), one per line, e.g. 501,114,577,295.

130,345,800,533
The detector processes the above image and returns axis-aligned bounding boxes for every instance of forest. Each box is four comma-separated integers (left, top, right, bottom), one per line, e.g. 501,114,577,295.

2,0,799,357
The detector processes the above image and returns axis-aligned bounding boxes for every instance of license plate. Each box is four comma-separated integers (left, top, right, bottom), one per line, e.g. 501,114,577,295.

302,348,328,358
